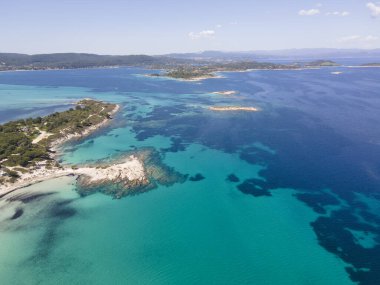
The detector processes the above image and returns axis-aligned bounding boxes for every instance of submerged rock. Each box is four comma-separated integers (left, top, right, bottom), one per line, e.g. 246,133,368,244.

189,173,205,182
226,173,240,183
237,178,272,197
75,148,186,199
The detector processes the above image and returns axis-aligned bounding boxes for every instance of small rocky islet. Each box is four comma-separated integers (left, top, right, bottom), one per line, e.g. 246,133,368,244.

76,148,187,199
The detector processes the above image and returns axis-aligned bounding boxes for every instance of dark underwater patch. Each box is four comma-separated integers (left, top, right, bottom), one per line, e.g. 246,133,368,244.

25,199,78,263
162,137,187,153
239,146,273,166
189,173,205,182
10,208,24,220
83,139,95,147
7,192,56,204
295,192,340,214
226,174,240,183
1,69,378,284
50,207,76,219
311,209,380,284
237,179,272,197
54,199,76,207
124,99,380,284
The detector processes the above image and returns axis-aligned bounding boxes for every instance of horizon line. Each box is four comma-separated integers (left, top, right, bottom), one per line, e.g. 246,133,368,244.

1,47,380,57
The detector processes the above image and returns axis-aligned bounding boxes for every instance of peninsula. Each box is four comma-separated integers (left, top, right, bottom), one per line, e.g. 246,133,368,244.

0,99,185,198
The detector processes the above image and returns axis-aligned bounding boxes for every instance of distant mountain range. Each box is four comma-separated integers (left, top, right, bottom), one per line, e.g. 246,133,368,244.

0,53,188,71
1,49,379,71
165,49,380,61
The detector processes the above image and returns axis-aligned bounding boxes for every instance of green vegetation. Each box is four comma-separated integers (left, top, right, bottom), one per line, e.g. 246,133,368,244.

0,53,186,71
0,100,116,171
305,60,340,67
165,68,214,79
42,100,115,136
159,61,301,80
160,60,343,80
0,53,340,76
0,119,47,168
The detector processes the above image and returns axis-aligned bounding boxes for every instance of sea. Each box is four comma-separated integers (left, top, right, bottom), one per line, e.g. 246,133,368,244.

0,66,379,285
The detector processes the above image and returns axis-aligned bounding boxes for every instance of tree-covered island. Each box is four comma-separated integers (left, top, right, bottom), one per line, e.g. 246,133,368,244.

149,60,340,81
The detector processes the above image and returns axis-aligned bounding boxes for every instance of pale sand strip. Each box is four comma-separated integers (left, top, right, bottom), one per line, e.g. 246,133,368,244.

211,91,238,95
74,156,145,183
0,156,145,195
32,128,53,144
209,106,259,112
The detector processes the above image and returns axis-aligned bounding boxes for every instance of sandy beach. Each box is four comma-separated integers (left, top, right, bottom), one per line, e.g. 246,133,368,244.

145,73,224,82
0,103,149,195
209,106,260,112
0,155,146,195
211,90,238,95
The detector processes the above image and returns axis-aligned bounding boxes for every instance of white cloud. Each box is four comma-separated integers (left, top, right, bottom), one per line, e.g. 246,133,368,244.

338,35,361,42
325,11,350,16
338,35,379,43
298,9,320,16
188,30,215,40
216,24,222,29
367,2,380,17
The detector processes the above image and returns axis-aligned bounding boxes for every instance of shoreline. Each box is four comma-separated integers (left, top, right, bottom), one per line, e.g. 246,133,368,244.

0,169,74,195
145,67,325,82
211,90,238,96
50,103,120,155
0,66,123,73
0,102,127,195
170,75,223,82
0,154,146,196
208,106,260,112
3,65,375,82
144,73,224,82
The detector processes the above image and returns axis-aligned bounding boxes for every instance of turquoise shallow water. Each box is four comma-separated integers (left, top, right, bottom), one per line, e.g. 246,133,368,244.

1,67,380,284
0,149,353,285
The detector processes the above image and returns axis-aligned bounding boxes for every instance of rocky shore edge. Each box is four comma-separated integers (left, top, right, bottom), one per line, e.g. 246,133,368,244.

0,102,186,199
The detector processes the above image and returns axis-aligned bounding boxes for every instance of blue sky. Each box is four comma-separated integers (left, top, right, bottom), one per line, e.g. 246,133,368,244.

1,0,379,54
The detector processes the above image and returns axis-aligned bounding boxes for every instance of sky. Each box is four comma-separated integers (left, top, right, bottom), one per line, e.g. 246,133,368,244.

0,0,379,54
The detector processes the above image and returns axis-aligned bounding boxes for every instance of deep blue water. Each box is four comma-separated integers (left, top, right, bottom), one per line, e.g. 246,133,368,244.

0,67,379,284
